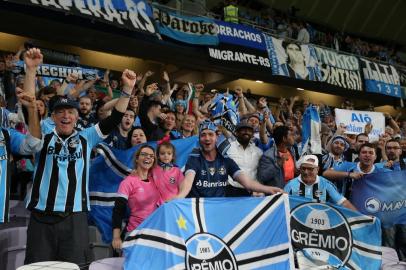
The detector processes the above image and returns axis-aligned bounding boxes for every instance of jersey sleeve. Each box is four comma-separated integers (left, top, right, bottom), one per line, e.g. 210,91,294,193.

284,181,293,194
117,176,134,200
325,180,346,205
184,156,199,176
80,124,107,148
225,157,242,179
8,128,42,155
333,161,354,172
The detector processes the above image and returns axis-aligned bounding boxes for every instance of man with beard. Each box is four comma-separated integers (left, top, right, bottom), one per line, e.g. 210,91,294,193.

104,109,136,149
320,135,349,174
175,120,283,198
76,96,96,130
226,121,263,197
323,143,390,198
343,133,369,162
379,139,406,170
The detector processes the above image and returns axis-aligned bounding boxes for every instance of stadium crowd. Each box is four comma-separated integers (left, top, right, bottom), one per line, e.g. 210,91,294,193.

1,41,405,268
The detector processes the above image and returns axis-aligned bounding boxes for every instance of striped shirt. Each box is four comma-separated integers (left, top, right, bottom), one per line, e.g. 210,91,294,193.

284,175,346,205
27,124,106,213
0,128,42,223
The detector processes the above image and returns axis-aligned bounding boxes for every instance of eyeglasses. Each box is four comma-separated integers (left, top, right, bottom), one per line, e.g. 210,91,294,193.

139,152,155,159
300,167,316,171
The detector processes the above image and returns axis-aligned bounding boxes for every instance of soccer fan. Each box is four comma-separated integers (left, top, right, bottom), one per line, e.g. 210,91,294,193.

175,120,283,198
284,155,357,211
23,48,137,265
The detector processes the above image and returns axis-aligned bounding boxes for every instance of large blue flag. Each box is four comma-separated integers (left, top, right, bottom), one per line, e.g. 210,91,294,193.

351,170,406,228
289,196,382,270
88,136,199,243
122,194,294,270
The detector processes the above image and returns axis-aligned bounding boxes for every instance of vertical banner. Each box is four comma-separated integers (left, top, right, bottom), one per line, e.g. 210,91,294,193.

351,170,406,228
289,196,382,270
153,7,218,45
360,58,401,97
264,35,321,81
314,46,363,90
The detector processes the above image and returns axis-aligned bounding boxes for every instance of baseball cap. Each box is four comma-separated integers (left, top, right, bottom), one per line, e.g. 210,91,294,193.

52,97,79,111
199,120,216,134
299,155,319,167
235,121,254,131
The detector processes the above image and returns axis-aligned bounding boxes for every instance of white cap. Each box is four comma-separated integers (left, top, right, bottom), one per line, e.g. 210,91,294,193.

299,155,319,167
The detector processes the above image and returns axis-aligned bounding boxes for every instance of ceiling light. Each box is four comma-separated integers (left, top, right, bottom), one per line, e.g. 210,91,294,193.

297,88,304,91
255,80,263,83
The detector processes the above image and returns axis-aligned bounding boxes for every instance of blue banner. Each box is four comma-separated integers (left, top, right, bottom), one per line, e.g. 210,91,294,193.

264,35,321,81
351,170,406,228
289,196,382,270
215,20,266,51
360,58,402,97
13,61,100,80
11,0,156,34
89,136,199,243
122,194,294,270
153,7,219,45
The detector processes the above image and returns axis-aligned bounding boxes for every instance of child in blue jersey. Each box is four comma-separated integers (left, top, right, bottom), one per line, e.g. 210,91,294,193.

285,155,357,211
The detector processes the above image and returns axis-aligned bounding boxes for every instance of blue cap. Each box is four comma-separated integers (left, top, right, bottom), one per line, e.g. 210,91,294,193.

199,120,216,134
52,97,79,111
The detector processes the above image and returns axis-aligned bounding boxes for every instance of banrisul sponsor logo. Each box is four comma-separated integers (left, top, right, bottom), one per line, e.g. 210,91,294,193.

290,202,352,266
185,233,237,270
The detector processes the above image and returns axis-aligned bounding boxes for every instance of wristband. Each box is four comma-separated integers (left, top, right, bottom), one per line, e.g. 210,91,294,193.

120,91,131,98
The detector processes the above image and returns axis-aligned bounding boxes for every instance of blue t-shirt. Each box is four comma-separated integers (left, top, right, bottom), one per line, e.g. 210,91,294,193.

103,128,128,150
376,158,406,171
185,148,241,198
284,176,345,205
332,161,391,197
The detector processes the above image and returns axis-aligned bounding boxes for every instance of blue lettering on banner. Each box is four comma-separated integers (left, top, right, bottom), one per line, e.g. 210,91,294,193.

360,58,401,97
27,0,156,34
153,7,218,45
215,20,266,51
351,170,406,228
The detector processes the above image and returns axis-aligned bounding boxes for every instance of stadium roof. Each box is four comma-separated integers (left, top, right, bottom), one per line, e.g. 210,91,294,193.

208,0,406,48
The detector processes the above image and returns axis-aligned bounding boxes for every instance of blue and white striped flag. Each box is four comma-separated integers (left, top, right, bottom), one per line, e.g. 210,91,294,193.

123,194,294,270
301,105,322,156
289,196,382,270
88,136,199,243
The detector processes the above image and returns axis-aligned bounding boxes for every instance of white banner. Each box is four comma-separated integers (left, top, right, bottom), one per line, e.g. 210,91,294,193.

334,109,385,141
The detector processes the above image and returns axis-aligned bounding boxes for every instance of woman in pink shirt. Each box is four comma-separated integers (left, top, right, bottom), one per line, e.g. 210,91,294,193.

152,141,185,203
111,145,160,250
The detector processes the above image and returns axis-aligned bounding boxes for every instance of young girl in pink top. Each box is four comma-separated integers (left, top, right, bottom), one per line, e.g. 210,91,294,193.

112,145,160,250
152,142,184,203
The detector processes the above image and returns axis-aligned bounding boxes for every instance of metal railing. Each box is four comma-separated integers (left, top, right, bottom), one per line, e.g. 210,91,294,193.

149,1,406,70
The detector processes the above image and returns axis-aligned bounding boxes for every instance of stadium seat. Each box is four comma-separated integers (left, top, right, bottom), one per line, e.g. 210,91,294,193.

0,226,27,270
382,246,400,265
89,257,124,270
16,261,80,270
88,226,113,261
381,262,406,270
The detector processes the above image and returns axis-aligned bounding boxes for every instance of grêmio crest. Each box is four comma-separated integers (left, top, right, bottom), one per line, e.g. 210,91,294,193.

290,202,353,267
185,233,237,270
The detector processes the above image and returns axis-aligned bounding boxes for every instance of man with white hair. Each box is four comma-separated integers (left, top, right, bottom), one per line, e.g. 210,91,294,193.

284,155,357,211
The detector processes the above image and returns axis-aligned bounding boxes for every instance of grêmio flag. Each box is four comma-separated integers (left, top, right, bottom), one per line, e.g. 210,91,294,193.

289,196,382,270
351,170,406,228
122,194,294,270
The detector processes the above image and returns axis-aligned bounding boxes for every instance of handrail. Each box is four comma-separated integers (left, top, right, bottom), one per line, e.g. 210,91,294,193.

149,1,406,70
